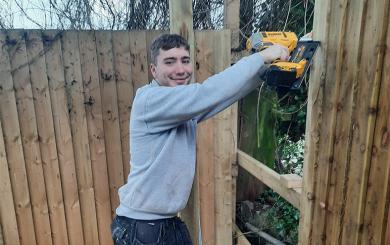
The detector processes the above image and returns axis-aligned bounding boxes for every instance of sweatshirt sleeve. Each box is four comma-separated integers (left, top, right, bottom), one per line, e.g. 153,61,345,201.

138,53,265,133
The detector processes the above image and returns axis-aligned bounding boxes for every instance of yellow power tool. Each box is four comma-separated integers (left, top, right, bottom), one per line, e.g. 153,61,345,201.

247,31,320,89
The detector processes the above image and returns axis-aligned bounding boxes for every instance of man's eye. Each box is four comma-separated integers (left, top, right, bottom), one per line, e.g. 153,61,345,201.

165,60,174,65
182,59,190,64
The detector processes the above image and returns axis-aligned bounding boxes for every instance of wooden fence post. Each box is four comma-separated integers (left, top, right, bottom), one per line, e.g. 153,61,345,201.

169,1,200,244
224,0,240,227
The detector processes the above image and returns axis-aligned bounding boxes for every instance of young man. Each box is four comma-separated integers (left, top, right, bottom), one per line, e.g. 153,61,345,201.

111,34,288,244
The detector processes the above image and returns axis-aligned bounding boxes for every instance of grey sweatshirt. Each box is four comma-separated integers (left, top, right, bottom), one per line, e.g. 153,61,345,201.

116,53,265,220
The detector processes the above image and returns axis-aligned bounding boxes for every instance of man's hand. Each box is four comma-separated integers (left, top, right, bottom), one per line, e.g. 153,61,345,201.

258,44,289,64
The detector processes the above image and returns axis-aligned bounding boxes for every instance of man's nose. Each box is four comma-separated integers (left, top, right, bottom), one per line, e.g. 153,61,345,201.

174,63,186,74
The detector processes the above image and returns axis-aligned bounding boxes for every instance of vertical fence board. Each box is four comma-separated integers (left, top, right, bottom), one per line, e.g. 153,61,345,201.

9,31,52,245
0,31,37,245
213,30,234,245
311,0,344,242
361,0,390,244
112,31,133,184
298,0,331,242
0,222,3,245
43,30,85,245
95,31,124,217
223,0,240,50
382,206,390,244
326,1,366,244
61,31,100,245
129,31,149,98
26,30,69,245
300,0,390,244
195,31,216,245
341,1,388,243
78,31,113,245
0,112,20,245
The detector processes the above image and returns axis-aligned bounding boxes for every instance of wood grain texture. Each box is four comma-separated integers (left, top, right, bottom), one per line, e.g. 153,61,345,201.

195,31,216,245
0,108,20,245
44,30,85,245
10,30,52,245
62,31,99,245
223,0,240,49
95,31,124,218
213,30,235,245
26,30,69,245
361,0,390,243
299,0,390,244
78,31,112,245
112,31,132,185
1,30,37,245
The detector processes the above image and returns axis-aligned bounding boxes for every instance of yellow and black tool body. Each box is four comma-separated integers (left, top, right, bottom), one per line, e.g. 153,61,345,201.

247,31,320,89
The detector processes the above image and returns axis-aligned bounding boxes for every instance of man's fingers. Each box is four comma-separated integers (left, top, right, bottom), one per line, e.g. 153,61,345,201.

259,45,290,63
280,46,289,61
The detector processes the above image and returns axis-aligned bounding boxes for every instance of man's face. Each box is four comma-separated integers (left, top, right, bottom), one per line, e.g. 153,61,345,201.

150,47,193,87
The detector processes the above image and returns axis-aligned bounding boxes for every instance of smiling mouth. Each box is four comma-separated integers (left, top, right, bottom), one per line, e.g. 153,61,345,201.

169,75,191,81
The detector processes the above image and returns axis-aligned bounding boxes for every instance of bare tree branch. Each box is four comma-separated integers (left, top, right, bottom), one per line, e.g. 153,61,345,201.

0,0,314,38
14,0,44,28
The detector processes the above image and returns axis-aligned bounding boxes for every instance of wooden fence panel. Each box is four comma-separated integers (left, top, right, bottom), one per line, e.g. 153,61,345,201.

26,30,69,245
0,222,3,245
10,31,52,245
387,210,390,245
340,1,389,244
361,1,390,243
78,31,113,245
0,31,37,245
0,112,20,245
129,31,149,99
44,30,85,245
0,29,237,245
325,1,365,243
299,0,390,244
95,31,124,217
61,31,100,245
112,31,133,184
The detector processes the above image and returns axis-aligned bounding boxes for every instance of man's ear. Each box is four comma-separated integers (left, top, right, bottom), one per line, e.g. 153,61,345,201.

150,63,157,77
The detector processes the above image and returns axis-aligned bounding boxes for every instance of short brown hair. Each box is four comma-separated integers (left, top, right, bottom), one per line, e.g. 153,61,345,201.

150,34,190,64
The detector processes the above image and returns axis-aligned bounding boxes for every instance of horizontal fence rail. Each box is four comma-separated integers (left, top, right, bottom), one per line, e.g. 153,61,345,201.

237,150,302,209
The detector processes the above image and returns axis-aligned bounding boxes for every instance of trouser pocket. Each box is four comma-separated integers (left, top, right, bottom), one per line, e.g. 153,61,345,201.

134,221,163,244
111,217,131,245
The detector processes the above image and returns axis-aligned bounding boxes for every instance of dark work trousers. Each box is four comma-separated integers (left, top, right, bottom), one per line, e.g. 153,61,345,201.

111,215,193,245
